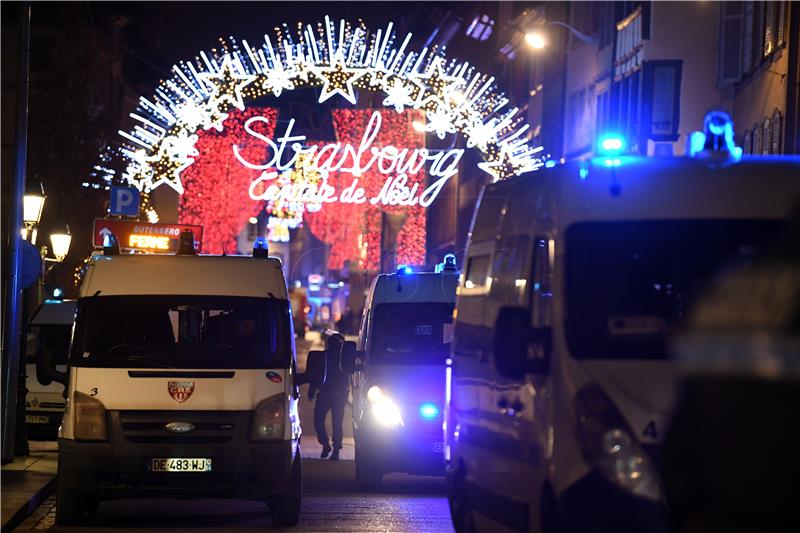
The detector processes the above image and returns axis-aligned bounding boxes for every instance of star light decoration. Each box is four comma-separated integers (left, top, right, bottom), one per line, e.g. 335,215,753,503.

94,16,547,195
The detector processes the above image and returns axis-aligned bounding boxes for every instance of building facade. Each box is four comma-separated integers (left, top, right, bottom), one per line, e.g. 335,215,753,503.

556,1,797,159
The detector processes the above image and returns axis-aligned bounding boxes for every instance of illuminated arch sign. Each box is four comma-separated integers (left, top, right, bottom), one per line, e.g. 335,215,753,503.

94,17,545,262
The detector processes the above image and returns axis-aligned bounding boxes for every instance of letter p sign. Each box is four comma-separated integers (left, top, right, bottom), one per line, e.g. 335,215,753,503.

110,186,140,217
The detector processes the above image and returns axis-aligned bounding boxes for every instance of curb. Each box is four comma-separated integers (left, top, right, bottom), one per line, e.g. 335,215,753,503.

1,474,57,533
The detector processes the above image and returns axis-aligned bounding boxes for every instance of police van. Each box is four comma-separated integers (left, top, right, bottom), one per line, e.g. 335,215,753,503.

26,297,75,440
38,233,324,526
349,257,459,488
445,111,800,532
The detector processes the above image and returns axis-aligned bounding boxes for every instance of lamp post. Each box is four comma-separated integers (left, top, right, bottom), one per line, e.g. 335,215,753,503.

16,193,71,457
525,20,598,50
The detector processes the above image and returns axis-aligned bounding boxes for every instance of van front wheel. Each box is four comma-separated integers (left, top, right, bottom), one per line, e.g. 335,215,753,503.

269,452,302,527
355,446,382,490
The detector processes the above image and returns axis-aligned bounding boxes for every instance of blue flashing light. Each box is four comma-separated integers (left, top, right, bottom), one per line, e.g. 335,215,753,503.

419,402,439,420
52,288,63,300
436,253,458,273
579,166,589,180
252,236,269,258
689,110,743,162
598,134,625,155
688,131,707,158
545,160,556,168
603,158,621,168
397,264,413,275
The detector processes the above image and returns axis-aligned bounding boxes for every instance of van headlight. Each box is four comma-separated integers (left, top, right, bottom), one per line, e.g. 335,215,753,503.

574,383,662,501
251,394,285,441
367,386,403,428
74,391,109,441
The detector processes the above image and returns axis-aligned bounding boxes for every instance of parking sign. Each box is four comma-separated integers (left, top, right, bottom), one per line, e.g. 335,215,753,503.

110,186,140,216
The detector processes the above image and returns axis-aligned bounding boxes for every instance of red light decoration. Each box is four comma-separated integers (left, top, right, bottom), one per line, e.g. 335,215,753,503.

177,107,277,254
303,108,427,270
175,106,424,269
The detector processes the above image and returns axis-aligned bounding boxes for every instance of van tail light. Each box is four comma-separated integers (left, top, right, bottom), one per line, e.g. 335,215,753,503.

574,383,663,501
250,394,285,441
74,391,109,441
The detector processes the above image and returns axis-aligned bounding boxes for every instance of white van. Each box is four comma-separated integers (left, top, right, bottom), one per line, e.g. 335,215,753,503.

445,119,800,532
40,234,324,526
350,258,459,488
25,298,75,440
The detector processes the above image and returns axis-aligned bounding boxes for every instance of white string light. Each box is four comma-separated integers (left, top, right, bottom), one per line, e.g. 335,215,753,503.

96,16,546,194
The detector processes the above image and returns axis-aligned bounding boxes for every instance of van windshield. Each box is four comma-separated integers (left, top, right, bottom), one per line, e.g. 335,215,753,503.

26,325,72,365
70,295,291,369
565,220,782,360
371,303,454,364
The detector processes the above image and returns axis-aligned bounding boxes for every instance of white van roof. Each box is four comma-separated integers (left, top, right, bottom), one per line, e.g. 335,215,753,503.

549,156,800,226
29,299,77,325
369,272,458,306
80,254,288,299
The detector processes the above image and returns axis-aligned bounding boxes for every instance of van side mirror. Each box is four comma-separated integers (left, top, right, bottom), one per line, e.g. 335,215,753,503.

340,340,365,374
36,349,68,387
297,350,327,387
493,306,552,380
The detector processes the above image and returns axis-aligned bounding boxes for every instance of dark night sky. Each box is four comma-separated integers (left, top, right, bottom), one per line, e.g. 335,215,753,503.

69,2,493,87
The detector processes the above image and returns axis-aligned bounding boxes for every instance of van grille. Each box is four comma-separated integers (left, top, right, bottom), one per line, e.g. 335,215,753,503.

117,411,242,444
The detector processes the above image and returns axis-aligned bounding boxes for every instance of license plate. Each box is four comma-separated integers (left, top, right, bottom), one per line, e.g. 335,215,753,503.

26,415,49,424
150,458,212,472
432,441,444,453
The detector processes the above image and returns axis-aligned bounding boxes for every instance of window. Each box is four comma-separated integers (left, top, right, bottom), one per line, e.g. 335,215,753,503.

464,254,491,289
70,296,291,369
762,118,771,155
371,302,455,363
466,14,494,42
752,122,762,156
771,110,783,154
564,220,783,360
596,90,611,138
718,1,743,86
743,129,752,155
531,237,553,327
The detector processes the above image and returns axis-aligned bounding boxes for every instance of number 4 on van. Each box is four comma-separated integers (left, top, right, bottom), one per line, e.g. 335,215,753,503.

642,421,658,440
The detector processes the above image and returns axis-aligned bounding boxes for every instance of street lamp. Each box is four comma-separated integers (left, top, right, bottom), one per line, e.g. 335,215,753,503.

525,21,598,49
49,227,72,262
524,31,546,49
22,190,45,243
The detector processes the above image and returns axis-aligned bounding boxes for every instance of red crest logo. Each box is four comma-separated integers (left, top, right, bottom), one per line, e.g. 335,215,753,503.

168,381,195,403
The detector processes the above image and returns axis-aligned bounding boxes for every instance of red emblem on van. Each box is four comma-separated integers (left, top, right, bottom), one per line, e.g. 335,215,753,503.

168,381,194,403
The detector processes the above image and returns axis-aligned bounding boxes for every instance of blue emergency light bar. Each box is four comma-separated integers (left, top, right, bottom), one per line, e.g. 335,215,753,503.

598,134,626,155
397,265,413,275
419,402,439,420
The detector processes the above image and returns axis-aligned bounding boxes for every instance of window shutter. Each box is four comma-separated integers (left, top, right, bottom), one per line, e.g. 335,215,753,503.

772,110,783,154
762,118,771,155
742,1,754,73
753,123,762,156
743,129,752,154
778,1,789,47
718,2,744,86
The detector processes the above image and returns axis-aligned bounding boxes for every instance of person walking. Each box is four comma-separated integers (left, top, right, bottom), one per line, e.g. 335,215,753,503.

309,332,349,460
